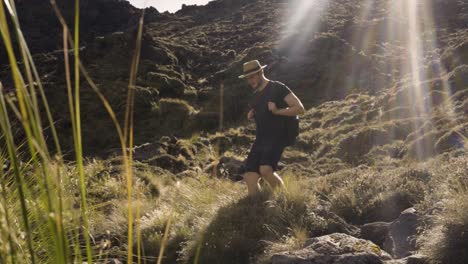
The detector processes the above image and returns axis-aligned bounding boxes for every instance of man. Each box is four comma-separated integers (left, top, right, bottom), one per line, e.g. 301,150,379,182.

239,60,305,196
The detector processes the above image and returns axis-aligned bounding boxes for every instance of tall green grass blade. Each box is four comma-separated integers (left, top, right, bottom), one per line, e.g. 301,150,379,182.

70,0,93,262
0,160,18,263
0,2,37,262
125,10,145,264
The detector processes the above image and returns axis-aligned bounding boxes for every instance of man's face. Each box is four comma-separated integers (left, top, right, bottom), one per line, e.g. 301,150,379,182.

246,72,262,90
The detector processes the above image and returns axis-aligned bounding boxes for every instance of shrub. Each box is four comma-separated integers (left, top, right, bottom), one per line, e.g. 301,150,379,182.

180,180,326,264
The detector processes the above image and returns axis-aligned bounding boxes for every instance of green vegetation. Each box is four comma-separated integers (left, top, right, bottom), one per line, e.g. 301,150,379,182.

0,0,467,263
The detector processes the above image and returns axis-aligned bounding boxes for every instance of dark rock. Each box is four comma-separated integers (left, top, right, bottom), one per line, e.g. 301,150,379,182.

147,72,186,98
384,208,420,259
132,142,166,161
216,156,245,181
361,222,391,249
146,154,188,173
316,210,360,237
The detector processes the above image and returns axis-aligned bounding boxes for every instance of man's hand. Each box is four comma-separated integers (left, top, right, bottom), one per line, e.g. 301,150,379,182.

247,109,255,120
268,102,278,114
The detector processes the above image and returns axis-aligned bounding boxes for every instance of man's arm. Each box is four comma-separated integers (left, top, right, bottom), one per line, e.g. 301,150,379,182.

247,108,255,120
268,93,305,116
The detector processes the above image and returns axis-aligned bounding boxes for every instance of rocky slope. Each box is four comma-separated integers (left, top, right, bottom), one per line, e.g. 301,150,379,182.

2,0,466,155
0,0,467,263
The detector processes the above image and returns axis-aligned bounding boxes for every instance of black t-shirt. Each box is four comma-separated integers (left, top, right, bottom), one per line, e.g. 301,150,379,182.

248,81,292,145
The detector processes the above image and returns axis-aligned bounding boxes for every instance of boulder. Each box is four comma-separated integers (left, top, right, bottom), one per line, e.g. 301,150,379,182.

384,208,420,259
361,222,391,249
272,233,392,264
146,154,188,173
216,156,245,181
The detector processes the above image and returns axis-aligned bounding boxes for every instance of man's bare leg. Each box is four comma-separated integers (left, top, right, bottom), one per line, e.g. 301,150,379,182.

243,172,261,196
259,165,284,190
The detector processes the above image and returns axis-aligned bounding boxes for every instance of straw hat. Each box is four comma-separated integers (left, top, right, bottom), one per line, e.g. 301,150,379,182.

238,60,267,79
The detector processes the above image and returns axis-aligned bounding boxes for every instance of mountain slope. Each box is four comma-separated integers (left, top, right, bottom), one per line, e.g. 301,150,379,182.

0,0,467,263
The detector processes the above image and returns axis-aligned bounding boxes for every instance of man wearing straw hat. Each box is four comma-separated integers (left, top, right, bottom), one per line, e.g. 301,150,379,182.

239,60,305,196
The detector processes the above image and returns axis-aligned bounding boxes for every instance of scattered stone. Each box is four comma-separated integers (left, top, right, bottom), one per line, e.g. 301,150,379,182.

361,222,391,249
147,154,188,173
272,233,392,264
216,156,245,181
384,208,420,259
132,142,166,161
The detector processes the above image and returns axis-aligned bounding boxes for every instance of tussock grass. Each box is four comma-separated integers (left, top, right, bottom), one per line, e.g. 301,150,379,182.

418,140,468,264
0,0,147,262
312,165,427,224
0,1,466,264
120,174,327,264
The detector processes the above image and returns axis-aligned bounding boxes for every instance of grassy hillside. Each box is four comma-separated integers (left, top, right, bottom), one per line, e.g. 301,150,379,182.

0,0,466,263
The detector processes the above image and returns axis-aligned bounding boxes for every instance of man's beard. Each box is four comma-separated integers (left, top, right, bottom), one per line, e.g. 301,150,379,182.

256,78,265,90
249,75,264,90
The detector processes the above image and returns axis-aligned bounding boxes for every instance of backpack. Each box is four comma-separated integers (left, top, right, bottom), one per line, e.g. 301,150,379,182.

249,81,300,146
284,115,299,146
271,81,299,146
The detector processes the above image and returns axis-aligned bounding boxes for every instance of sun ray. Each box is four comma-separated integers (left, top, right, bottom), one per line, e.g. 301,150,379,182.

278,0,331,58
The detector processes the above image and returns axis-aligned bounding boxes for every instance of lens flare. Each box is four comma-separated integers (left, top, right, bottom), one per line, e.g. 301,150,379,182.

278,0,330,57
387,0,458,159
280,0,461,160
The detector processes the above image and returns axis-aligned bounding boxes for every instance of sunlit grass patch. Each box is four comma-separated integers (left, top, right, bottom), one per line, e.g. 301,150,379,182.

137,175,244,263
178,177,325,264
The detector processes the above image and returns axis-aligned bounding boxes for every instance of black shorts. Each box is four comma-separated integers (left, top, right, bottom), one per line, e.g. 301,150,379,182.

244,140,286,173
